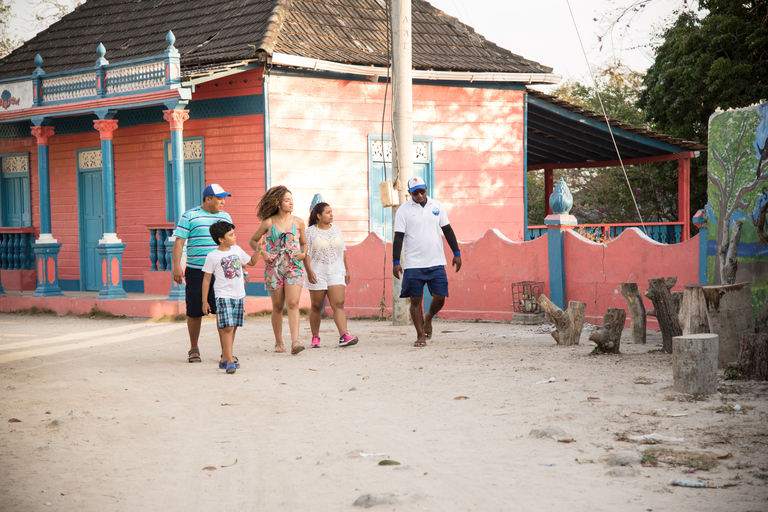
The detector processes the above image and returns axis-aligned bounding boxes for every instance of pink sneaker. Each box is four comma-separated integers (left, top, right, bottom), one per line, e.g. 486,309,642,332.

339,333,359,347
311,335,321,348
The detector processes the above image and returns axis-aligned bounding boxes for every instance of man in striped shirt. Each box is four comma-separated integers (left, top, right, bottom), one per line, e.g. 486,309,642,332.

173,184,233,363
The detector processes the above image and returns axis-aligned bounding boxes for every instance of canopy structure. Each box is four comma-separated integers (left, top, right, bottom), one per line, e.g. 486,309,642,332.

525,89,707,241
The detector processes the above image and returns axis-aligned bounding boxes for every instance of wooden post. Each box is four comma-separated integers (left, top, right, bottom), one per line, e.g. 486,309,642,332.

678,284,710,335
589,308,626,354
673,334,718,395
645,277,682,353
537,294,586,346
739,333,768,381
703,282,754,368
620,283,646,344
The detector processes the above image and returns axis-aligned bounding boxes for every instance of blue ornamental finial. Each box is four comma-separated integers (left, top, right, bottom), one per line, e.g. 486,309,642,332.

309,193,325,212
166,30,176,48
549,178,573,215
95,43,108,66
33,54,44,77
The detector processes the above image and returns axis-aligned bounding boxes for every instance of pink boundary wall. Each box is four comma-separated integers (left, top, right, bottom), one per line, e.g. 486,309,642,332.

344,230,549,321
564,228,699,329
343,227,698,326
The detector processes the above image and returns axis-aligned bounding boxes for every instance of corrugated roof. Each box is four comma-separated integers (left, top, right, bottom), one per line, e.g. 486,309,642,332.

0,0,552,81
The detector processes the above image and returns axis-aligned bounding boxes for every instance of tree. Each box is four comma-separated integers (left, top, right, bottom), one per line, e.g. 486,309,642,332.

29,0,81,33
638,0,768,215
0,0,21,57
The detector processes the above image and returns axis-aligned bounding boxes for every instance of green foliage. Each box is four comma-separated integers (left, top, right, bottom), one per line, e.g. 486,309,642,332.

0,0,21,57
639,1,768,216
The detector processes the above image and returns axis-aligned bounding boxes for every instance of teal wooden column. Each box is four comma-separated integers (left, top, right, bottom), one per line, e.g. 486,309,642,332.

93,117,126,299
693,209,708,285
545,178,576,310
162,108,190,301
30,124,63,297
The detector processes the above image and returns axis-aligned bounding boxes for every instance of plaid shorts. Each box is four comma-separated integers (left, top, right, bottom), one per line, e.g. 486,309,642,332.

216,297,245,329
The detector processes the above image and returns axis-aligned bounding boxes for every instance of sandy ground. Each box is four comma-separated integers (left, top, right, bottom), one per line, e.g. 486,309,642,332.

1,312,767,512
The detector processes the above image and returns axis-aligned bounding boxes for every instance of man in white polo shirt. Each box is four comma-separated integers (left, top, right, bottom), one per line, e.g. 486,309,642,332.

393,176,462,347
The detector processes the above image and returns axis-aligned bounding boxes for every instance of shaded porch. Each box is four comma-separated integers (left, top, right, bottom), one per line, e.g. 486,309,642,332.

524,89,707,243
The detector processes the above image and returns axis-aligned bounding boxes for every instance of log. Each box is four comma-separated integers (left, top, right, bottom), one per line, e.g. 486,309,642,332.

537,295,586,346
719,218,743,285
589,308,626,354
678,285,710,335
673,334,719,395
703,282,754,368
620,283,646,344
739,333,768,381
644,277,683,354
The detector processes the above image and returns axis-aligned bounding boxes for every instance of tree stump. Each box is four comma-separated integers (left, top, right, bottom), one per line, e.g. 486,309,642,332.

678,284,710,335
620,283,646,344
644,277,682,353
537,295,586,346
719,219,743,285
589,308,626,354
739,333,768,381
702,282,754,368
673,334,719,395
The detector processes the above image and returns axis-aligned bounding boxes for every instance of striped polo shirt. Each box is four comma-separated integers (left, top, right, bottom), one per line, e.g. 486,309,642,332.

173,207,233,269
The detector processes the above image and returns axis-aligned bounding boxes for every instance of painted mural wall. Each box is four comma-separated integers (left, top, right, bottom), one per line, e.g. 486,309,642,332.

706,102,768,315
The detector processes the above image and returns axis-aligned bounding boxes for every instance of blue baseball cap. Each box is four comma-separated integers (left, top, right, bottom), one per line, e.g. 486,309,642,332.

203,183,231,198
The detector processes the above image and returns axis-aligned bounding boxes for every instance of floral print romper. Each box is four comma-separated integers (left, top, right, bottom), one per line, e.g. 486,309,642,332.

264,218,304,290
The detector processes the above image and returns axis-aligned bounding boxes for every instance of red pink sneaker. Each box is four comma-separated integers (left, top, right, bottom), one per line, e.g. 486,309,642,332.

339,333,358,347
311,335,321,348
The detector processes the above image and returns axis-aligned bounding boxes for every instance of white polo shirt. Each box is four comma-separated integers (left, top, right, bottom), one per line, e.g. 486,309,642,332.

394,196,450,269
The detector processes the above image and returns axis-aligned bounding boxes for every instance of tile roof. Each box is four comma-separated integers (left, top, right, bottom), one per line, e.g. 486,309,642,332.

0,0,552,81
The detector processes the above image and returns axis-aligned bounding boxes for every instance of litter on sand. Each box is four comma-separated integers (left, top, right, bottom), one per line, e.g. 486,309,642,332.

670,479,711,488
359,452,386,457
536,377,557,384
629,433,684,443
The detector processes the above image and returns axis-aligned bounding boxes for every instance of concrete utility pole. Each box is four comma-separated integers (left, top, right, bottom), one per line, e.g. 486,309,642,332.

391,0,414,326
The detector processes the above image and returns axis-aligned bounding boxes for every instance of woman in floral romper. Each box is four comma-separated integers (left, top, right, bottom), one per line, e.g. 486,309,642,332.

249,185,308,354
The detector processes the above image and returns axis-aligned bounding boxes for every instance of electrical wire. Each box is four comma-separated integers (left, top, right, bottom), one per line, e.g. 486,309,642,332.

565,0,647,235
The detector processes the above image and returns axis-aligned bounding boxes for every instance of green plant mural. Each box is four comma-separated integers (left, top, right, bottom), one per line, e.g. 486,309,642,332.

707,102,768,315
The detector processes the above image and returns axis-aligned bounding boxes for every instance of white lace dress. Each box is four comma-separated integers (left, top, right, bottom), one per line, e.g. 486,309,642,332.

305,224,346,278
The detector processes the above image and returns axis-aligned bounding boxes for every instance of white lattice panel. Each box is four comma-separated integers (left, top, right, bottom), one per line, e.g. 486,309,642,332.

2,155,28,173
43,74,97,102
106,62,165,93
78,150,102,169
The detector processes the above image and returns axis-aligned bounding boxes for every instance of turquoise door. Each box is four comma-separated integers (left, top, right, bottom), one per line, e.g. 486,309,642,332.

164,140,204,222
79,169,104,291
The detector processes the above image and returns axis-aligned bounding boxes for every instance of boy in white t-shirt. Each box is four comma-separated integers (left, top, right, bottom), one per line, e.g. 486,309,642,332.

202,221,259,374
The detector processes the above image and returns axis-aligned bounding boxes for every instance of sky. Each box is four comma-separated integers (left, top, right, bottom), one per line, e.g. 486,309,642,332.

9,0,697,90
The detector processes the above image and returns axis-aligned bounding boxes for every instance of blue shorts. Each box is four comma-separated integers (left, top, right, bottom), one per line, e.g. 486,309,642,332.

216,297,244,329
400,266,449,298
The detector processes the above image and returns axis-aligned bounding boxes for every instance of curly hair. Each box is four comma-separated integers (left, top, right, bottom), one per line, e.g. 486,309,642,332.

256,185,291,220
308,202,330,227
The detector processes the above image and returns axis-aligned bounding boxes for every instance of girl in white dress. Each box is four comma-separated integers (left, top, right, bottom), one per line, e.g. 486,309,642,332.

304,202,359,348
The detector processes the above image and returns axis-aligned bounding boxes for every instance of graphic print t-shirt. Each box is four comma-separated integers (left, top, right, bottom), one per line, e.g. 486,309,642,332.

202,245,251,299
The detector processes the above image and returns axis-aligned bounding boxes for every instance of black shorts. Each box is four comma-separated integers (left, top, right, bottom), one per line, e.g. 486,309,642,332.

185,267,216,318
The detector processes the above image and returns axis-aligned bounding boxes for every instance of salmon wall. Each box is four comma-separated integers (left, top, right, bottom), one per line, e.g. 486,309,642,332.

344,229,549,321
268,75,526,243
563,228,700,328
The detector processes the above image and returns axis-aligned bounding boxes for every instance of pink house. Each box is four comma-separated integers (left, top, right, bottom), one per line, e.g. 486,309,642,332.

0,0,704,317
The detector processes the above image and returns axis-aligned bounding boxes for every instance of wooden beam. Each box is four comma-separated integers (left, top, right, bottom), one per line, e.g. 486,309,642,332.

678,157,691,241
527,151,699,171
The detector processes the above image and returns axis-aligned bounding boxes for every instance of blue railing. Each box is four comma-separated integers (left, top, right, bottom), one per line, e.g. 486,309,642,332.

0,229,36,270
147,224,175,271
527,222,684,244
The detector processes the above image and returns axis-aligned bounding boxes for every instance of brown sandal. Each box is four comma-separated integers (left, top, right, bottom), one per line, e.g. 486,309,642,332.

291,344,305,355
413,340,427,347
188,349,201,363
275,344,286,353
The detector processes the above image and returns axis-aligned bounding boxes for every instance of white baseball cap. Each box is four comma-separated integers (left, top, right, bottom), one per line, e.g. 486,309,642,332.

407,176,426,193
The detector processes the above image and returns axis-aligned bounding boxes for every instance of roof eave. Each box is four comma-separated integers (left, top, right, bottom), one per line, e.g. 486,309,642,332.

271,53,561,84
